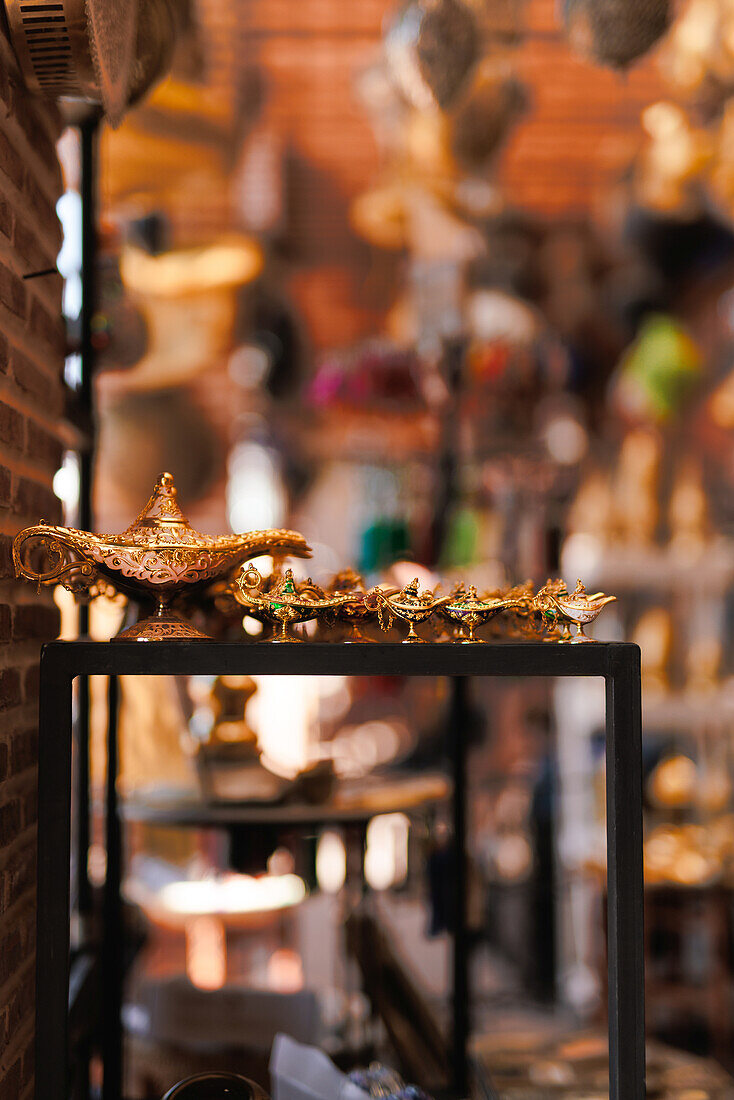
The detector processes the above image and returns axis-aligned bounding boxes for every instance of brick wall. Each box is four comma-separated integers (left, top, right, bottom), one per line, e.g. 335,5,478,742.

0,27,65,1100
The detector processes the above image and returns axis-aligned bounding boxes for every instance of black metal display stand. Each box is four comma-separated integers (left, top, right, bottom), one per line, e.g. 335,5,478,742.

35,640,643,1100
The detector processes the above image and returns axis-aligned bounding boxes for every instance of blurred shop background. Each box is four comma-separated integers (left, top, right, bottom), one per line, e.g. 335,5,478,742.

46,0,734,1094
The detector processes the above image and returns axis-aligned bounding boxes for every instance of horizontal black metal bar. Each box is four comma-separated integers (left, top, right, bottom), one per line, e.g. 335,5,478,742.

121,788,447,830
40,640,636,679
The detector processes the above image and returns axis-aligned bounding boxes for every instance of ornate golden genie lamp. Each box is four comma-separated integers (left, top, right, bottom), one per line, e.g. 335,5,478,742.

13,472,311,640
374,577,450,643
233,564,356,642
441,584,518,644
533,579,616,643
328,569,396,643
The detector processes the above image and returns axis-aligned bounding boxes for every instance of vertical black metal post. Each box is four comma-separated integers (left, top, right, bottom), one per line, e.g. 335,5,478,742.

450,675,469,1097
102,676,123,1100
74,670,91,911
35,654,73,1100
78,115,97,515
605,648,645,1100
75,111,99,923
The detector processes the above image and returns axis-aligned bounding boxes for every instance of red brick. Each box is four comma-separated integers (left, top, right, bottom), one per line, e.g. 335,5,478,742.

21,664,40,702
25,421,62,469
4,844,34,906
0,128,25,192
11,349,62,413
12,604,58,641
14,221,53,277
0,465,12,508
10,728,37,777
0,331,9,374
0,929,21,987
12,476,58,521
0,401,25,451
0,936,32,999
21,1042,33,1095
1,844,34,915
0,260,26,320
4,976,33,1043
0,57,13,118
0,798,21,843
0,195,13,241
26,298,65,358
12,92,62,193
0,534,12,576
21,1044,33,1094
20,173,61,253
0,1054,22,1099
0,668,21,711
0,604,10,642
21,785,36,829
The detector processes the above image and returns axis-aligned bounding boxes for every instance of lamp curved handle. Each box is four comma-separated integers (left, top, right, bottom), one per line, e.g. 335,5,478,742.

12,524,98,594
231,563,266,611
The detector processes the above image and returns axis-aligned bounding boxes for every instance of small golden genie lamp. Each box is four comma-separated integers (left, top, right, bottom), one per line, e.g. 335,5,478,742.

441,584,514,643
234,564,355,642
329,569,394,643
375,577,449,643
13,472,311,641
534,579,616,643
498,580,538,639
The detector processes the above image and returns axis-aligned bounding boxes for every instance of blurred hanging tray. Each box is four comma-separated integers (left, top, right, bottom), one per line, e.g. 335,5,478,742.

121,772,451,828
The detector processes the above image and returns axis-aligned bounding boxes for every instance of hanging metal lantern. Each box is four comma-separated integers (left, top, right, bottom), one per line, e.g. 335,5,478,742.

3,0,176,125
449,61,529,171
563,0,671,69
385,0,481,110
